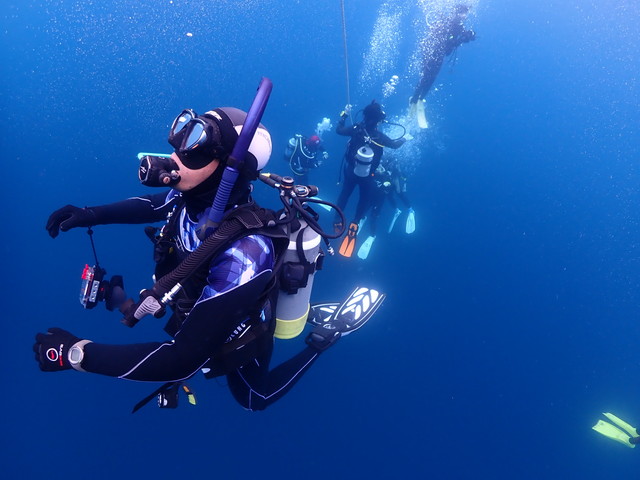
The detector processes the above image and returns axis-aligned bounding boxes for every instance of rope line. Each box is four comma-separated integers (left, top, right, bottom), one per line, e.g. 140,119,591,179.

340,0,351,108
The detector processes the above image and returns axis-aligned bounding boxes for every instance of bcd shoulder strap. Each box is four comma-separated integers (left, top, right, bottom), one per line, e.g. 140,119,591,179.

152,201,286,296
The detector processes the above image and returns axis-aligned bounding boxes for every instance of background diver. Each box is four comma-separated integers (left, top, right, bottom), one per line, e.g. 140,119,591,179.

409,4,476,128
334,100,406,258
33,85,384,412
283,132,328,185
357,158,415,260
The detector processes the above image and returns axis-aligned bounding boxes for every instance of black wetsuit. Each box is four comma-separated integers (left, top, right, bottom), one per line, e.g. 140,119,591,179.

369,164,412,236
410,14,475,104
335,118,405,225
77,187,321,411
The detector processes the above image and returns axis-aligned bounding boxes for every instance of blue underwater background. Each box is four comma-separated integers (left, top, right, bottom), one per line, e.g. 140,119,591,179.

2,0,640,478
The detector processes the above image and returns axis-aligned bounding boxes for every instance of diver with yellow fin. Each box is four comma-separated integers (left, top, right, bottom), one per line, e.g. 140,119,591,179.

334,101,407,257
592,412,640,448
409,4,476,129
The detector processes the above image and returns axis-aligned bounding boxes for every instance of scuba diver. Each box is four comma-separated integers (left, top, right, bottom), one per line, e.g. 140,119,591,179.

33,80,385,412
380,157,415,236
283,133,328,185
593,412,640,448
409,4,476,128
334,100,406,258
357,159,415,261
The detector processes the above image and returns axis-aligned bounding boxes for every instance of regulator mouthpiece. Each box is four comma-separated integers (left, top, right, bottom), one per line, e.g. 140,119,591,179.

139,154,181,187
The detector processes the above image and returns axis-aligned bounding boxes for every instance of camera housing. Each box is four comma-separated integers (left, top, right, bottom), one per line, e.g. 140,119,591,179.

79,264,125,311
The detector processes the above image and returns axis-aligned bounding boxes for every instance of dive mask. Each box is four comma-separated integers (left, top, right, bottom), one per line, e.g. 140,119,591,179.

168,109,226,169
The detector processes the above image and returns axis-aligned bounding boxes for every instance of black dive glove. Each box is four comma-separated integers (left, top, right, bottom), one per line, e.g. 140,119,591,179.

305,327,341,353
46,205,97,238
33,328,82,372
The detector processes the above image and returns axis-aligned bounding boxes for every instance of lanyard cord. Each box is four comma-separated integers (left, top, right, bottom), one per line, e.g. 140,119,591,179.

87,227,100,267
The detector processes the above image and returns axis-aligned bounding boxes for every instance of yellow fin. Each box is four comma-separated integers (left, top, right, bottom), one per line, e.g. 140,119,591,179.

592,420,634,448
408,100,417,119
416,99,429,129
603,412,638,437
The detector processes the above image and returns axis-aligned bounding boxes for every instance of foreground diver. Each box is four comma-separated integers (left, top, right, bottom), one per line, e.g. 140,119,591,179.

33,81,384,411
409,4,476,128
334,100,406,257
592,412,640,448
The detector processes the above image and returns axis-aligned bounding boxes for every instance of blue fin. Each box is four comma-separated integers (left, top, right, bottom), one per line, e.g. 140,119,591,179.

388,208,401,233
357,235,376,260
405,208,415,234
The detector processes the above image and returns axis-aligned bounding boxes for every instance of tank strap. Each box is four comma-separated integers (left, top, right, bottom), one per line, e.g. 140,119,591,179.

278,226,323,295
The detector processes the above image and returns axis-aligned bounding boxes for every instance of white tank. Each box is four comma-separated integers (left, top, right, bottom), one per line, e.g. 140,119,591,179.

275,220,322,339
353,145,374,177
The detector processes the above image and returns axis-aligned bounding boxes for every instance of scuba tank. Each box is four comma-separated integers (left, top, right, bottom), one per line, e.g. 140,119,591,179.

286,135,309,176
354,145,374,177
275,218,323,339
285,137,297,158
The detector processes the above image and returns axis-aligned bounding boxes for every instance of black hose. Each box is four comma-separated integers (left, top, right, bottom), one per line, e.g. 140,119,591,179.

154,175,345,295
153,216,247,295
87,227,101,267
384,121,407,142
299,198,346,238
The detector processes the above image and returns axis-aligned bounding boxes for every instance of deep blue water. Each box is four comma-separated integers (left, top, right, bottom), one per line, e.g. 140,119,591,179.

2,0,640,478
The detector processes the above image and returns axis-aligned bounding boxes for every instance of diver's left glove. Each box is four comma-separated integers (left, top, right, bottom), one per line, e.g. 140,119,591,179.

33,328,91,372
46,205,97,238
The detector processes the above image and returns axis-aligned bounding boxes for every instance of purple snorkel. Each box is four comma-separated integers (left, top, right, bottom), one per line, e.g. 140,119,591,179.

197,77,273,240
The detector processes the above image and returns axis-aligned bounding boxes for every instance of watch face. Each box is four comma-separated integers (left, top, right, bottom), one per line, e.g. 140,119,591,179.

69,345,83,364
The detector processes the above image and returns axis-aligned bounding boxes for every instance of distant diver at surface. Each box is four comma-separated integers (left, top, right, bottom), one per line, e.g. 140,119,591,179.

592,412,640,448
410,3,476,128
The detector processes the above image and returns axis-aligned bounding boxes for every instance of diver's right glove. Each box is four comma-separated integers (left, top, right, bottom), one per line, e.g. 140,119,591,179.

33,327,85,372
46,205,97,238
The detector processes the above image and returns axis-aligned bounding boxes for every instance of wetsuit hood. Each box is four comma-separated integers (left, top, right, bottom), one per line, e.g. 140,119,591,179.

182,164,251,218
